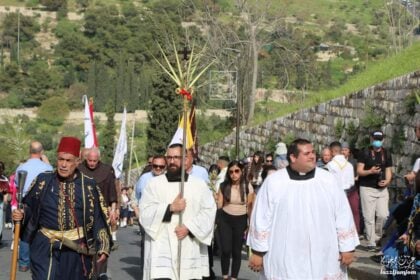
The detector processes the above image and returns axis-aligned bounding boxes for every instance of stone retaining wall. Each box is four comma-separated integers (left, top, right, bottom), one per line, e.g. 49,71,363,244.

199,71,420,175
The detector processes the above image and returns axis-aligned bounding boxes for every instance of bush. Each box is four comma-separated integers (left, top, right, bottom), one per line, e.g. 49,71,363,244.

37,95,70,126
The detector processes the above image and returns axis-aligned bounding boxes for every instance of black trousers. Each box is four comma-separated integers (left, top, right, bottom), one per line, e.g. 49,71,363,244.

218,210,247,278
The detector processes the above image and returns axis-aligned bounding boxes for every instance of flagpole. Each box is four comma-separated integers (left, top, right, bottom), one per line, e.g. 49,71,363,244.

127,117,135,186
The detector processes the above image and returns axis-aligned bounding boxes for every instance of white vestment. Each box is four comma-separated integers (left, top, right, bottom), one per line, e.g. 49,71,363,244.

139,174,216,280
247,167,359,280
326,154,355,191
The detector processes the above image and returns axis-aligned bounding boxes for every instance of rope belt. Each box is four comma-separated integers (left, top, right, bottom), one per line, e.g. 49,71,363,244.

40,227,85,241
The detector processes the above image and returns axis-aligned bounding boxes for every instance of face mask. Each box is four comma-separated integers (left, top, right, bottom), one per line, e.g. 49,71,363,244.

372,140,383,148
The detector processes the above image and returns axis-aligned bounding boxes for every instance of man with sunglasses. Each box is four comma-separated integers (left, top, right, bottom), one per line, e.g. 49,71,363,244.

135,155,167,279
139,143,216,280
135,155,167,202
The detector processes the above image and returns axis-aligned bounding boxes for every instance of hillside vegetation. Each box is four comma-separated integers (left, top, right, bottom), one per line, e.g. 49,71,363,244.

0,0,418,172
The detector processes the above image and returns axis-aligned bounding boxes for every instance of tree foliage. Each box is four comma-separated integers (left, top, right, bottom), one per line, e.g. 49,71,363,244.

101,101,116,164
37,95,70,126
146,73,183,155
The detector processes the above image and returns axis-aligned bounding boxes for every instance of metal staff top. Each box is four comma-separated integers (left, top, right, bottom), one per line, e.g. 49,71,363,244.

16,170,27,210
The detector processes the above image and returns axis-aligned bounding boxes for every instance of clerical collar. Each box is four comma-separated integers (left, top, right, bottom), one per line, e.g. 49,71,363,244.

286,166,315,180
166,171,189,182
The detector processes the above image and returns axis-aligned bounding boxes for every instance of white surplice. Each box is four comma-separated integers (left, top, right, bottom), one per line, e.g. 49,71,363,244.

247,167,359,280
139,174,216,280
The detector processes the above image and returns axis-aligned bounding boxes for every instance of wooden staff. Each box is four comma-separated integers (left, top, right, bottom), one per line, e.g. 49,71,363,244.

177,97,189,279
10,170,27,280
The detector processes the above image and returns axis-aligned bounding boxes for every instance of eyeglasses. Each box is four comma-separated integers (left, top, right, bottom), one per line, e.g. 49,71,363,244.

166,155,182,161
152,164,166,169
266,160,273,162
229,169,241,175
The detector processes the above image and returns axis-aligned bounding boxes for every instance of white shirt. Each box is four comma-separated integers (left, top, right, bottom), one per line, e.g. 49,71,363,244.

413,158,420,173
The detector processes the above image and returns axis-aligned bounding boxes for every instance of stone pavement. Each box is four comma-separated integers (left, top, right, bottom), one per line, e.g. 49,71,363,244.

0,225,390,280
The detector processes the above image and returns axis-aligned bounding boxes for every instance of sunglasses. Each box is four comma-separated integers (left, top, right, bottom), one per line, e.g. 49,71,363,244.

229,169,241,175
266,160,273,162
152,164,166,169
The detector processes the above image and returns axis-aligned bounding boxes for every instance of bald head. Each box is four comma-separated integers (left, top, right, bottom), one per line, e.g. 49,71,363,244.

86,147,101,169
30,141,44,158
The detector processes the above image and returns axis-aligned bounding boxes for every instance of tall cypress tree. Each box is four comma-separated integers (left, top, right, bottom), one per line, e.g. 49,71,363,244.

101,101,116,164
146,73,183,155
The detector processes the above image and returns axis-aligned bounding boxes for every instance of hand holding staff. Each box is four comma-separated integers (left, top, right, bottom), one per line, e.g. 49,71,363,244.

10,170,27,280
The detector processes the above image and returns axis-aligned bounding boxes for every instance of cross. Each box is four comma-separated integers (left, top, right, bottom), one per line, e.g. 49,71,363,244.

178,45,191,61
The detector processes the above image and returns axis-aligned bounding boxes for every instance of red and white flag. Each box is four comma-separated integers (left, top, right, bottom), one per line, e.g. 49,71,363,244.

83,95,98,148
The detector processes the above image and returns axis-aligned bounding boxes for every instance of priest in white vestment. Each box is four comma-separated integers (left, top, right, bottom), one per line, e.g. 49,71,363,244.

248,138,359,280
139,144,217,280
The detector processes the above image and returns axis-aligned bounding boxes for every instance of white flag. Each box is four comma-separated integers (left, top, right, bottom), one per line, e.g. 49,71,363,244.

112,108,128,179
83,95,97,148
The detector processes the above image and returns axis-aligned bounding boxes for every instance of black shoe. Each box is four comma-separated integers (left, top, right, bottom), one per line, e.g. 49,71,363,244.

111,243,119,251
98,274,109,280
366,245,380,252
370,254,383,263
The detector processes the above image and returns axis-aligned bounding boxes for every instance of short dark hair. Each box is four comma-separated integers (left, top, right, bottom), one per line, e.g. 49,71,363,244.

168,143,183,149
329,141,342,149
265,153,273,158
218,155,230,162
261,165,277,181
287,138,312,162
153,155,167,164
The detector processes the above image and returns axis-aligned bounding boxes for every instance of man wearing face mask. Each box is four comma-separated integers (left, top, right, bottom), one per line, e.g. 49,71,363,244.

357,130,393,252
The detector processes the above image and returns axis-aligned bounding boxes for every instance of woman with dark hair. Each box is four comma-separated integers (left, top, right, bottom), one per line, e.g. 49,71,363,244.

216,160,254,280
247,151,264,193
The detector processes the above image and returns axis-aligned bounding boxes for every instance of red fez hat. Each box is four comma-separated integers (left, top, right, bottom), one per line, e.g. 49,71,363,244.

57,137,81,157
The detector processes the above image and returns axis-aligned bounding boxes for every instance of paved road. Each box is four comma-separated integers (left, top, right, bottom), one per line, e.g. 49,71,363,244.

0,224,258,280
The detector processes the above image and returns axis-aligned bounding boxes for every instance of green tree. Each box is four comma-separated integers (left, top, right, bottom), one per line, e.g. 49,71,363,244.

1,12,40,46
146,73,182,155
0,115,31,173
40,0,66,11
37,96,70,126
101,101,116,164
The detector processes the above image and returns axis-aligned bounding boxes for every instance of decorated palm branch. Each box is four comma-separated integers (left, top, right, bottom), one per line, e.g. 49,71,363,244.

154,40,213,101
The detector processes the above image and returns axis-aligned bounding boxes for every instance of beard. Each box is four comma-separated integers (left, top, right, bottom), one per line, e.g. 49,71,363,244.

166,164,181,177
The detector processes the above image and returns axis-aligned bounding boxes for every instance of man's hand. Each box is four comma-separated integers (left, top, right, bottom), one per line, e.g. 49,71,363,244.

12,209,24,222
339,251,355,266
248,253,264,272
369,166,381,175
416,240,420,254
377,180,389,188
97,253,108,264
109,209,118,224
399,233,408,245
170,194,186,213
405,172,416,184
175,225,189,240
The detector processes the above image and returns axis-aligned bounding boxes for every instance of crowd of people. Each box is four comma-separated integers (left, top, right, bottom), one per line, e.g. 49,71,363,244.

0,124,418,279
